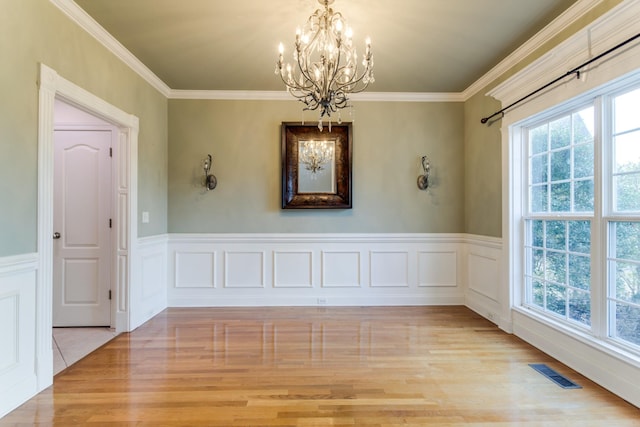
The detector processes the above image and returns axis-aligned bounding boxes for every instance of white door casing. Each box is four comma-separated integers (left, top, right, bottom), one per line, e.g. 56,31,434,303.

53,130,113,326
36,63,139,396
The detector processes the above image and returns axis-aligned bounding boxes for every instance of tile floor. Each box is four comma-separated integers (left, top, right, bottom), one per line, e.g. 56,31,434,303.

52,328,117,375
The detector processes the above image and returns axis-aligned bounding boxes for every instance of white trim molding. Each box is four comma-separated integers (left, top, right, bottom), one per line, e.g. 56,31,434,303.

0,254,38,418
167,233,475,307
492,0,640,412
513,309,640,408
49,0,170,97
50,0,606,102
168,90,465,102
463,0,605,99
37,63,139,395
487,0,640,114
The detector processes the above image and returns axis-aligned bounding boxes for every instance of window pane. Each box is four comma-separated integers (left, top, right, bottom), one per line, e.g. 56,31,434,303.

532,279,544,307
531,185,548,212
533,249,544,278
569,288,591,325
546,221,565,250
615,173,640,211
569,220,590,254
550,182,570,211
574,143,594,178
550,116,571,149
614,261,640,304
574,179,594,211
530,124,548,155
532,220,544,248
546,252,567,283
614,222,640,260
531,154,548,184
614,302,640,347
573,106,595,144
569,254,590,291
551,149,571,181
614,87,640,134
547,283,567,316
614,131,640,173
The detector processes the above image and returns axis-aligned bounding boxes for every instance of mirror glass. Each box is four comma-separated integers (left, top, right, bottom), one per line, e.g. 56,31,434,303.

297,140,336,194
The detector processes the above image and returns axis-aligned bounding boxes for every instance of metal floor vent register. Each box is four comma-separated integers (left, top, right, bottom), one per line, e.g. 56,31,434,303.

529,364,582,389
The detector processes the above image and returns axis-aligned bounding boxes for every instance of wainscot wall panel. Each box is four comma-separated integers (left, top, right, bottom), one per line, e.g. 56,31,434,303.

273,251,313,288
321,251,361,288
418,250,458,287
167,234,468,307
175,252,216,288
0,254,38,418
130,236,167,330
369,251,410,288
463,235,503,328
224,251,266,288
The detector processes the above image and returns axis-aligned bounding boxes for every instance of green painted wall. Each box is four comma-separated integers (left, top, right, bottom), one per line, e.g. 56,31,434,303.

463,0,625,238
0,0,168,257
0,0,625,255
168,100,464,233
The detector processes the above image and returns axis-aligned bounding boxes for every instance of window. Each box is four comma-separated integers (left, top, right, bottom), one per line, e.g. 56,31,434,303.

521,83,640,353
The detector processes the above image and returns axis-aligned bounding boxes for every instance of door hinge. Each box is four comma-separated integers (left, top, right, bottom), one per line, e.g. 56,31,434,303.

109,218,112,228
108,290,112,300
109,147,113,157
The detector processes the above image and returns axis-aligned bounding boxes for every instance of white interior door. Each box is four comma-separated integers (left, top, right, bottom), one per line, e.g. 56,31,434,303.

53,130,112,327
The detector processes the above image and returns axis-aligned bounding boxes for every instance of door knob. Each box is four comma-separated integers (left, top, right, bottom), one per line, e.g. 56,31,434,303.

53,232,61,239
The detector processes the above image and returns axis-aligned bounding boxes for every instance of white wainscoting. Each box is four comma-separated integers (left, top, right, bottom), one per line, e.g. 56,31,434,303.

0,253,39,418
130,235,167,330
463,235,505,329
168,234,468,307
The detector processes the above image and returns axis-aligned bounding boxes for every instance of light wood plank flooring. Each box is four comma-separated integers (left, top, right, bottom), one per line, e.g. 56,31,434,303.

2,307,639,426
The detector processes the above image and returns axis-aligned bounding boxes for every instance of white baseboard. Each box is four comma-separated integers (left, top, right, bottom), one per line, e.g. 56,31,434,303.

513,309,640,409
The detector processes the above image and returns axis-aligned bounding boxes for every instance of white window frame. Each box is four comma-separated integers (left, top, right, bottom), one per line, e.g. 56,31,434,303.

506,72,640,361
491,0,640,407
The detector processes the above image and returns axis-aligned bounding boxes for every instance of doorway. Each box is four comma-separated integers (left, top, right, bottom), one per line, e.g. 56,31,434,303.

32,62,137,398
53,101,116,327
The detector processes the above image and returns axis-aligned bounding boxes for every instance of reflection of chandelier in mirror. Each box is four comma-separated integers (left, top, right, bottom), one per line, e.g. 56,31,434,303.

299,140,334,173
276,0,374,131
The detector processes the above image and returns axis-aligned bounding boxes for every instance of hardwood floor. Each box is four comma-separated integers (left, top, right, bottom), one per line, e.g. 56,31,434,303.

2,306,639,426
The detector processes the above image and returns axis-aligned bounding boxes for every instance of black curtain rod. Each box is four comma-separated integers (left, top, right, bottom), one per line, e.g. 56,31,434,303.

480,32,640,125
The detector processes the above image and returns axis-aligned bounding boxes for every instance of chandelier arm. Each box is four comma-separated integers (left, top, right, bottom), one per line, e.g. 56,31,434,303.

294,48,325,99
332,64,372,93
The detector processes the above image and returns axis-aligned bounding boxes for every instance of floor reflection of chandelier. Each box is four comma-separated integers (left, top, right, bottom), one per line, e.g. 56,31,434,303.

299,140,334,173
276,0,374,131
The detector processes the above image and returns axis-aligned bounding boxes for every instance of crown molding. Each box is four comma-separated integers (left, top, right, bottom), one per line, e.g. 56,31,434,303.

488,0,640,107
168,90,464,102
52,0,602,103
461,0,604,100
49,0,171,97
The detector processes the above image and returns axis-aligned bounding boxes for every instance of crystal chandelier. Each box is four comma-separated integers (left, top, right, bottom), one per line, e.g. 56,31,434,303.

276,0,374,131
299,140,334,174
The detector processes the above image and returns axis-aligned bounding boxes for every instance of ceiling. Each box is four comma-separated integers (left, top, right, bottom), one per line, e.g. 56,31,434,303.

73,0,579,93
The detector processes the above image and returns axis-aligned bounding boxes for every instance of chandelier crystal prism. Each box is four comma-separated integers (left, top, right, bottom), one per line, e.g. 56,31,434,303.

276,0,374,130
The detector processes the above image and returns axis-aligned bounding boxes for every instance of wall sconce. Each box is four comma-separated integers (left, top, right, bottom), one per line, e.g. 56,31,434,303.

417,155,430,190
203,154,217,191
